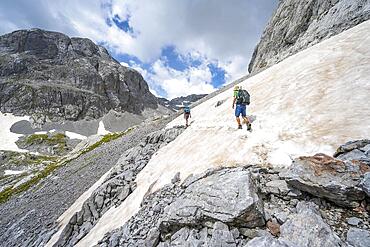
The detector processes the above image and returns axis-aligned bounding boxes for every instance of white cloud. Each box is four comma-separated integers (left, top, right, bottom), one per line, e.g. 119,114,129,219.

130,59,215,99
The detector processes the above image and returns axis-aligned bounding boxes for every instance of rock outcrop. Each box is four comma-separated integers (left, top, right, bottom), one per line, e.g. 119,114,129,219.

248,0,370,73
0,29,162,125
158,94,207,111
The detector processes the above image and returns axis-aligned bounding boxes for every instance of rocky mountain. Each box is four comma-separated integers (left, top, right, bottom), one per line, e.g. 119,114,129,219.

248,0,370,73
0,29,166,126
158,94,207,111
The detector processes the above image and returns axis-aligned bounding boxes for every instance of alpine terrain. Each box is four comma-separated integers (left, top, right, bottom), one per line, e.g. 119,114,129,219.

1,1,370,247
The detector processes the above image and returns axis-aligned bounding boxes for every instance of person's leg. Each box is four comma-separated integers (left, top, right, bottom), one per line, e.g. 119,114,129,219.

235,105,242,129
241,105,251,131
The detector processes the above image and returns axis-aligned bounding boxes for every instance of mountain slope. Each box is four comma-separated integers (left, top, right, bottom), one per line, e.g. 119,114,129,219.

0,29,166,126
47,19,370,247
249,0,370,73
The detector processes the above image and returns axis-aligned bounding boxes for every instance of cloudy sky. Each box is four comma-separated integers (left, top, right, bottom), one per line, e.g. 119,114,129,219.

0,0,278,99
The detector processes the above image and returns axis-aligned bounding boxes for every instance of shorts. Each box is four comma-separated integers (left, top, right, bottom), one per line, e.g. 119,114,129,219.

184,113,190,119
235,104,246,117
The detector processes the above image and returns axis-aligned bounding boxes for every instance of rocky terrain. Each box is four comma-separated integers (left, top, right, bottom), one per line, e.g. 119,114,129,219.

47,139,370,247
0,116,174,247
0,29,168,127
158,94,207,111
248,0,370,73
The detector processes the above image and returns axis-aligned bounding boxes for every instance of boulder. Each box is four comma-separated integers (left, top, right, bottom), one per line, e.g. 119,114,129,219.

161,168,265,229
280,202,343,247
346,227,370,247
280,153,366,207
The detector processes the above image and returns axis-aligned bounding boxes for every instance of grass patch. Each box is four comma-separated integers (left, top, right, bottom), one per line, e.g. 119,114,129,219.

80,127,134,155
0,127,135,204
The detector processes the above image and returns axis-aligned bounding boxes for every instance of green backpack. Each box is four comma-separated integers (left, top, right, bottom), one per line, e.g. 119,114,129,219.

236,89,250,105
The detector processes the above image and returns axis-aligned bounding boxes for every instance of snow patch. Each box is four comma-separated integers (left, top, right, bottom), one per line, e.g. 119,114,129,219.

97,121,110,135
0,112,30,152
4,170,25,176
65,131,86,140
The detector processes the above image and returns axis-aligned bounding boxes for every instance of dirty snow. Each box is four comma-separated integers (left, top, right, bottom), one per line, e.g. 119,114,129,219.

0,112,29,152
55,21,370,247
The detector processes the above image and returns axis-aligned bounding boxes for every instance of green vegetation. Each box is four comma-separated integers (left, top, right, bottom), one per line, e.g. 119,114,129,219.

80,127,135,155
0,127,135,204
24,133,68,154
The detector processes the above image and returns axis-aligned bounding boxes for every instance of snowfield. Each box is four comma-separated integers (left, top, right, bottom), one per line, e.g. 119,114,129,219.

50,20,370,247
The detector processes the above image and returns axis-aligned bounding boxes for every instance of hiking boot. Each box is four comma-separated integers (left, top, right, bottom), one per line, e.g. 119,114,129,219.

238,125,242,129
247,123,252,132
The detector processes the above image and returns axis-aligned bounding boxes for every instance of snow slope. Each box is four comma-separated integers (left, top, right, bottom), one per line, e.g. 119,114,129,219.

50,20,370,247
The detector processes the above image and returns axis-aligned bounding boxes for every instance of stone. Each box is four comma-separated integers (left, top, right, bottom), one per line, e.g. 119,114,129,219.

280,153,366,207
161,168,265,229
360,172,370,197
209,222,236,247
266,220,280,236
280,202,343,247
244,236,295,247
248,0,370,73
346,227,370,247
265,180,291,195
334,140,370,158
274,212,289,225
347,217,363,227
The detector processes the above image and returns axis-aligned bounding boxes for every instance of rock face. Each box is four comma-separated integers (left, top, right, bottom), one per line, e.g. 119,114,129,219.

158,94,207,111
346,227,370,247
248,0,370,73
0,29,160,125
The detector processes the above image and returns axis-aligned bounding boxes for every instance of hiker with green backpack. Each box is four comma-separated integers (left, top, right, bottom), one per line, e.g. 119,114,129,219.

232,85,252,131
183,104,191,127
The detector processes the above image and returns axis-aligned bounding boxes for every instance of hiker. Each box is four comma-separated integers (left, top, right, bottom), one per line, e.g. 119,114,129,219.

232,85,252,131
183,104,191,127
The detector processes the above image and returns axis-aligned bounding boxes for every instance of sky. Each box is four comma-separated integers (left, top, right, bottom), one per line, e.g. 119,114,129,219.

0,0,278,99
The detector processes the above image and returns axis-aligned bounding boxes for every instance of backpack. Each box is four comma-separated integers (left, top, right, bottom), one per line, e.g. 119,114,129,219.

184,106,191,113
236,89,250,105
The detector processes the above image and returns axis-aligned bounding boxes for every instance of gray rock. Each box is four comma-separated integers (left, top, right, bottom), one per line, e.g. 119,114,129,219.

209,222,236,247
346,228,370,247
280,153,366,207
347,217,363,226
360,172,370,197
334,140,370,158
280,202,343,247
244,236,295,247
162,168,265,229
265,180,291,196
0,29,164,125
274,212,289,225
248,0,370,73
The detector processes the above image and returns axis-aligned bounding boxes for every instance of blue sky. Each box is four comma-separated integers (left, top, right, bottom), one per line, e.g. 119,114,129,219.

0,0,278,99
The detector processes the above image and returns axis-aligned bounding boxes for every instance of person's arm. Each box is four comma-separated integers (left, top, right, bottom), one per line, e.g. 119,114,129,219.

232,97,236,109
